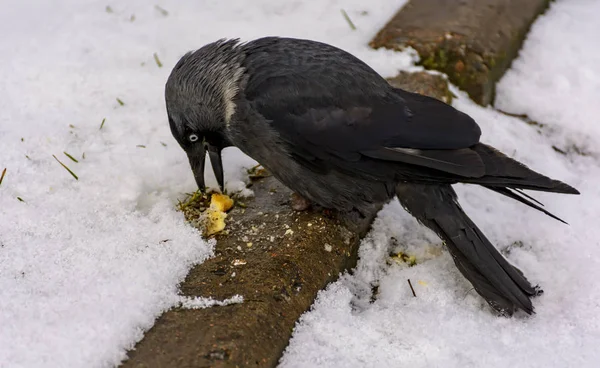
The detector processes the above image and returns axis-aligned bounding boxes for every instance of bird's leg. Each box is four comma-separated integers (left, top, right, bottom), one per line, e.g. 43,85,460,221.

322,208,335,218
290,192,312,211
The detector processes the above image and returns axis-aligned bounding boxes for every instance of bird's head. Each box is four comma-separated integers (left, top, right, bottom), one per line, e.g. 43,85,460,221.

165,39,245,192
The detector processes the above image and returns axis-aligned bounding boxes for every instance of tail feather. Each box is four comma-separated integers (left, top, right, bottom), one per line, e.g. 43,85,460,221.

467,143,580,195
513,188,545,206
484,186,568,224
396,183,539,315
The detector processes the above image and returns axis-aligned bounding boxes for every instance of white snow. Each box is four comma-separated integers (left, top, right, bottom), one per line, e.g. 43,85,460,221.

178,295,244,309
1,0,599,367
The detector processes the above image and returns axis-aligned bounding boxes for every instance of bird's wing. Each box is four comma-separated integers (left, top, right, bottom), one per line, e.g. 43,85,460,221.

249,84,485,178
242,50,577,222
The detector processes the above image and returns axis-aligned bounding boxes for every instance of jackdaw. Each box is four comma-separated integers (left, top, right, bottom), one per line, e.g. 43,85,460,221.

165,37,579,316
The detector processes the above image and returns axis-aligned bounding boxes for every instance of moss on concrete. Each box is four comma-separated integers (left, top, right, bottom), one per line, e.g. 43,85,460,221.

370,0,553,106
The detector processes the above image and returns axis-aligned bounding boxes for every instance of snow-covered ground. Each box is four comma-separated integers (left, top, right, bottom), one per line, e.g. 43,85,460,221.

0,0,598,367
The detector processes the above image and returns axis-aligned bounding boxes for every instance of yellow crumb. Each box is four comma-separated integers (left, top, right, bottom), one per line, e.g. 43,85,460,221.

203,209,228,236
210,193,234,212
390,252,417,266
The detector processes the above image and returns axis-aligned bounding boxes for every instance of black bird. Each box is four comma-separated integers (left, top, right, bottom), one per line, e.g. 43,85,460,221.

165,37,579,316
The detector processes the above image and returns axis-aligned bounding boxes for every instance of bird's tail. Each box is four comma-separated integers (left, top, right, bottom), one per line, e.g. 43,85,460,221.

462,144,578,194
395,183,540,315
462,144,579,224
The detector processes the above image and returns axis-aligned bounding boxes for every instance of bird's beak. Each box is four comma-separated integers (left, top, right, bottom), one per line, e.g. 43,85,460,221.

186,143,225,192
187,144,207,191
207,144,224,192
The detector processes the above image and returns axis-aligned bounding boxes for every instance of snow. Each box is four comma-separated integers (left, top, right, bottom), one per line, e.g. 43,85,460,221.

179,295,244,309
0,0,598,367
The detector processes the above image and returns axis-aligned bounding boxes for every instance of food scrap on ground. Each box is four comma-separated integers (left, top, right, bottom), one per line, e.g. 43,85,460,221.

178,191,235,237
247,164,270,180
389,251,417,267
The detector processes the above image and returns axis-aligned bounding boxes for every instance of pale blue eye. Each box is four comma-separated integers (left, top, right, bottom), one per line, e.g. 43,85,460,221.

189,134,199,142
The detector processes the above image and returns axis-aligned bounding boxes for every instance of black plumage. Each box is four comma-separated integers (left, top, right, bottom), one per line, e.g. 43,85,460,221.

165,37,579,316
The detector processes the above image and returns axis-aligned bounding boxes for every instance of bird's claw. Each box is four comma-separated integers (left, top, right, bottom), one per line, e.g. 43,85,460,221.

290,192,312,211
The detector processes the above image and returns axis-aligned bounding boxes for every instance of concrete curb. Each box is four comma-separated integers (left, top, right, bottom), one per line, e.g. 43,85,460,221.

370,0,552,106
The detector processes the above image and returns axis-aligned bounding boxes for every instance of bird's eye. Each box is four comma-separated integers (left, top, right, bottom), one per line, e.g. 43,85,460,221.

189,134,199,142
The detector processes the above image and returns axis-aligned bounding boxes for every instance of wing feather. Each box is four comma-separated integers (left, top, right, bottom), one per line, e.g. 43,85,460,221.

241,39,484,178
360,147,485,177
